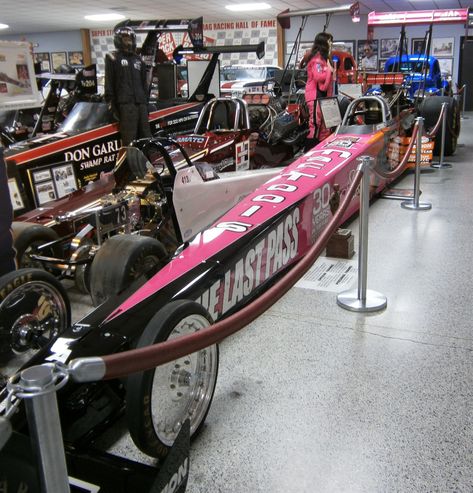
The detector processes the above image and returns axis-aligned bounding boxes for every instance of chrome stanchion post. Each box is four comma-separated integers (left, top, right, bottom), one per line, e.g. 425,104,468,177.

337,156,387,313
461,84,469,120
20,365,70,493
431,103,452,169
402,117,432,211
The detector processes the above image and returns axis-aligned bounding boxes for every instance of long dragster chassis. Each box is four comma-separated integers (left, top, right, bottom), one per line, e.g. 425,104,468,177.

0,89,453,490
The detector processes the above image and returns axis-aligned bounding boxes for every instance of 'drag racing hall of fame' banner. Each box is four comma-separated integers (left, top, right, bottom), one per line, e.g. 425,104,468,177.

0,41,42,111
90,19,278,75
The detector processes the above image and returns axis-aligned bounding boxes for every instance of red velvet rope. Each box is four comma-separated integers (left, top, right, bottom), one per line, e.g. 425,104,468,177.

98,170,365,380
424,103,446,139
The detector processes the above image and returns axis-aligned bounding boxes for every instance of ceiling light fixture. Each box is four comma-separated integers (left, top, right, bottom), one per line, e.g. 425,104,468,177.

225,3,271,12
84,13,126,21
0,23,9,30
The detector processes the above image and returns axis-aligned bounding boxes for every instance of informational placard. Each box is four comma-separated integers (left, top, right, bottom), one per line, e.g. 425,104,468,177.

318,97,342,128
0,41,42,111
8,178,24,211
339,83,362,99
30,162,78,205
52,163,77,197
295,257,358,292
35,180,56,204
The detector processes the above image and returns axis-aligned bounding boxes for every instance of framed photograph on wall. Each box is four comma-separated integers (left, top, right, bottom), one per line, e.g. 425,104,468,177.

34,52,50,72
357,39,379,72
51,51,67,71
68,51,84,66
379,59,387,72
411,38,425,55
380,38,399,58
432,38,454,57
333,40,355,56
438,58,453,77
285,41,314,68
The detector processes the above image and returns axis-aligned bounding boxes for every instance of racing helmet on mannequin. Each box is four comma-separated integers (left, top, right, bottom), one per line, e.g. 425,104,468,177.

114,26,137,55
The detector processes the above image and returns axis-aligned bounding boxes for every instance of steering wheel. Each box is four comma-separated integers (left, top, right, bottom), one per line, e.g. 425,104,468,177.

347,110,369,125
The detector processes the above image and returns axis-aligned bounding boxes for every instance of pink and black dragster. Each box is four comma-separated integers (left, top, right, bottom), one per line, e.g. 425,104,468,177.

3,87,456,460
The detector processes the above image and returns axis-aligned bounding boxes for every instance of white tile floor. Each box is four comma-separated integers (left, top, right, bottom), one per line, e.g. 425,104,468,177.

72,114,473,492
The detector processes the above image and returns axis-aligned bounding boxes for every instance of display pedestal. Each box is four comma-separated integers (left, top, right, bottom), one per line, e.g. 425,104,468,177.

326,228,354,259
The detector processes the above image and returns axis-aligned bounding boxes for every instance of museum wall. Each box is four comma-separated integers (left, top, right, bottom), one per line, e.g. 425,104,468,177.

0,12,468,84
283,13,466,84
1,31,82,53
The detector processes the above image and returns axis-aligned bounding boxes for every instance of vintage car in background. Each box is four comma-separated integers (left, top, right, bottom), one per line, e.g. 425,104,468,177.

332,50,358,84
383,55,449,97
220,64,284,96
377,55,460,155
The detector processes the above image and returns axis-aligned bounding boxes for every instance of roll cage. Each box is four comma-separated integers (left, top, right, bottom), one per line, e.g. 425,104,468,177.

339,95,392,133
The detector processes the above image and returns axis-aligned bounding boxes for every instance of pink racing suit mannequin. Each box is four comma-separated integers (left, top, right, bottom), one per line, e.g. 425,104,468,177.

302,32,334,151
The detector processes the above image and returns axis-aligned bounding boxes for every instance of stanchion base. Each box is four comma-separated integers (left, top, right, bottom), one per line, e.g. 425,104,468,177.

430,162,452,169
337,289,387,312
401,200,432,210
380,188,416,200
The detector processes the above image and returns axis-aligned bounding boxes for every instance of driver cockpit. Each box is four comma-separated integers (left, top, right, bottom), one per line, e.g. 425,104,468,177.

339,96,392,133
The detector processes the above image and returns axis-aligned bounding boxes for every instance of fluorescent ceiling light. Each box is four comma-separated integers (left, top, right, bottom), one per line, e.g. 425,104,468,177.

84,13,126,21
0,23,9,29
226,3,271,12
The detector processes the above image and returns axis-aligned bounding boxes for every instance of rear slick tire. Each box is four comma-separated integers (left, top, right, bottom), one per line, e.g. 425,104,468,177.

419,96,460,156
125,300,219,459
89,235,167,306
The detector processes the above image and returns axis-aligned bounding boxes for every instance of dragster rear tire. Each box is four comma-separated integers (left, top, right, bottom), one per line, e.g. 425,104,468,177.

89,234,167,306
419,96,460,156
12,222,61,270
125,300,219,459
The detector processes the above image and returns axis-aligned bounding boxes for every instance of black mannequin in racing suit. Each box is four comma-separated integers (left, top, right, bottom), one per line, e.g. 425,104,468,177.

104,26,151,146
0,146,16,276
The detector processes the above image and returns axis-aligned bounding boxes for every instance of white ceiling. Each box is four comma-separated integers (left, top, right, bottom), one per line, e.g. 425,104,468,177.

1,0,472,35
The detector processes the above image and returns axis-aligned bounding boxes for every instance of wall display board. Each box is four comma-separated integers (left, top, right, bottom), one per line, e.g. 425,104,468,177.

90,19,278,77
8,178,24,211
34,52,51,72
285,41,312,67
432,38,454,57
29,162,78,206
438,58,453,77
333,40,355,55
411,38,425,55
68,51,84,66
357,39,379,72
380,38,399,58
0,41,42,110
202,19,278,66
51,51,67,71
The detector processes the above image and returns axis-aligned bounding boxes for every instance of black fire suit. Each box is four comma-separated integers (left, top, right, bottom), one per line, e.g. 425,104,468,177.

104,51,151,146
0,147,15,276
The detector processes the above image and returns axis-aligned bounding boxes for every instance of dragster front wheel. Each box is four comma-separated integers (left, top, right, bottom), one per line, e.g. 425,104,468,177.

0,268,70,384
125,300,219,459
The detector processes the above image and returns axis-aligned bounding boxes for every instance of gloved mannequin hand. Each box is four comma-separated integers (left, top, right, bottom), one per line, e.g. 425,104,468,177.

108,103,120,122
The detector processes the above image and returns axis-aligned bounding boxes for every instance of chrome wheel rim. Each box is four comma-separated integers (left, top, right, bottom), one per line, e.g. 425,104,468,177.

0,281,68,366
150,314,217,446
